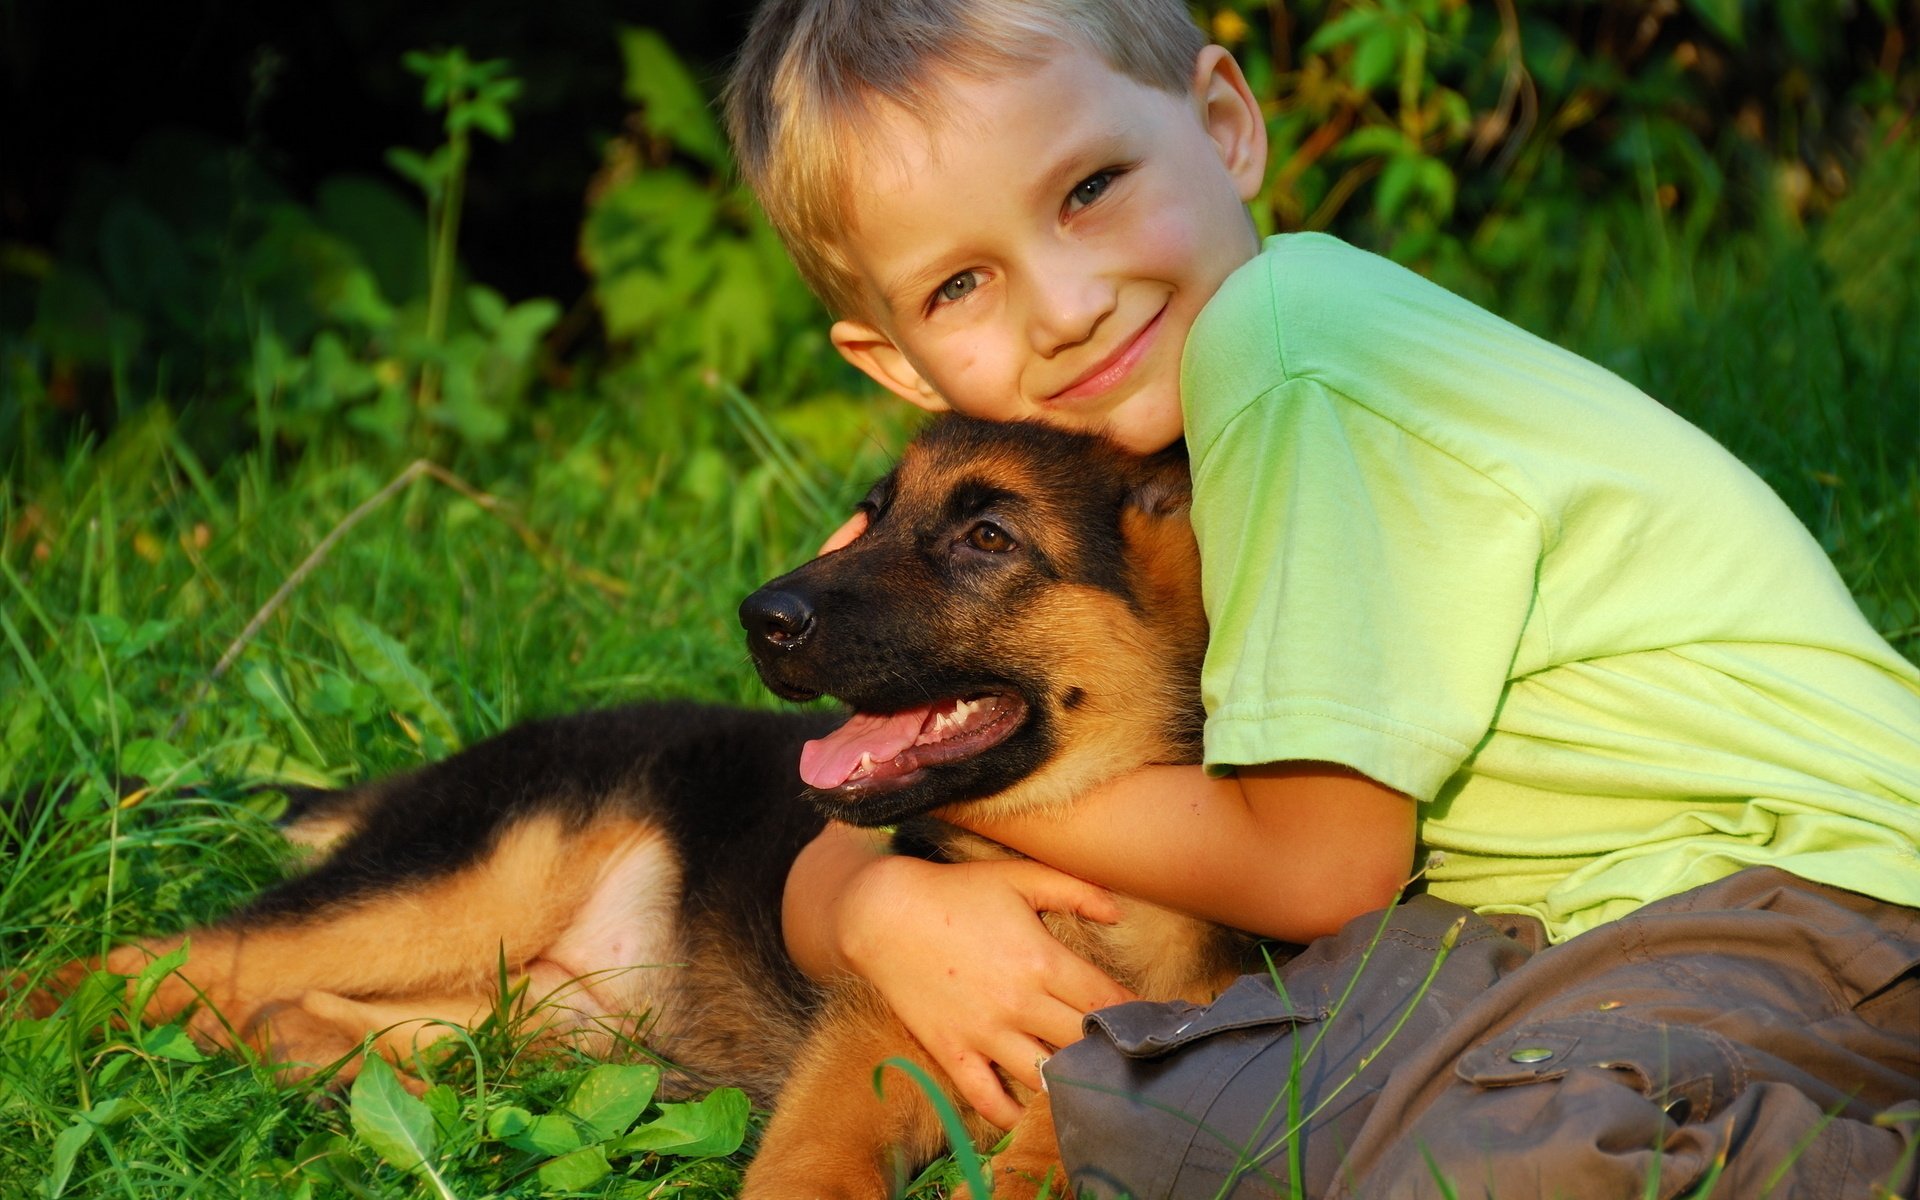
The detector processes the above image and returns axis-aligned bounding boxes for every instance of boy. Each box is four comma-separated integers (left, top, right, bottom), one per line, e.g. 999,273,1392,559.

724,1,1920,1194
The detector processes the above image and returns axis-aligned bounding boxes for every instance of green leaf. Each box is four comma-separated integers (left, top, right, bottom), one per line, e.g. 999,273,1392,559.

97,199,191,321
1332,125,1413,160
130,940,191,1020
1415,156,1457,218
1683,0,1743,45
1376,152,1422,222
538,1144,612,1190
467,284,508,332
610,1087,749,1159
460,101,515,142
485,1105,535,1140
331,607,460,754
211,741,337,789
564,1063,660,1142
118,736,193,784
84,1097,137,1127
512,1113,585,1157
422,1083,461,1140
384,147,444,196
1303,9,1382,55
616,26,727,167
46,1119,93,1198
1349,22,1403,92
139,1023,207,1062
492,298,562,362
349,1054,439,1175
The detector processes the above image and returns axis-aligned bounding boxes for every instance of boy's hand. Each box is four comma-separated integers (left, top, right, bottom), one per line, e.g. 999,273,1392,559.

835,853,1136,1129
816,510,869,555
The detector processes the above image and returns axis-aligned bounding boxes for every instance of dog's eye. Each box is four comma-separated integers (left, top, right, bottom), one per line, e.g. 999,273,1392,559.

965,522,1015,553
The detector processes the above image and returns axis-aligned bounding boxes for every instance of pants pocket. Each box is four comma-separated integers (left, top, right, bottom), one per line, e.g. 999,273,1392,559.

1049,974,1334,1200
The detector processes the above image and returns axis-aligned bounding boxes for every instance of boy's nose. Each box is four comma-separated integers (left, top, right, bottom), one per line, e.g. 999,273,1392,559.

1027,270,1116,358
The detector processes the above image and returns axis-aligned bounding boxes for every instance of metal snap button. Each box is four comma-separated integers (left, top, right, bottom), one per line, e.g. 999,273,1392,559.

1508,1046,1555,1064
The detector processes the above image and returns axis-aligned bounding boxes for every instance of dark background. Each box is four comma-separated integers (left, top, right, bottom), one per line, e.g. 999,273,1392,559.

2,0,754,302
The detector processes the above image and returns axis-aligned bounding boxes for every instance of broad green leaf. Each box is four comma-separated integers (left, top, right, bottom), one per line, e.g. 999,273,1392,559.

118,737,192,784
422,1083,461,1140
1332,125,1413,160
85,1097,137,1126
349,1053,438,1175
315,174,425,304
1349,22,1403,92
139,1023,206,1063
130,941,190,1019
1376,152,1422,223
610,1087,749,1159
564,1063,661,1142
467,284,508,332
1683,0,1743,45
384,147,443,195
514,1113,585,1157
616,26,727,167
46,1119,93,1198
493,298,562,362
485,1105,535,1139
1303,9,1381,55
1415,156,1457,219
213,741,336,789
331,607,460,754
98,199,191,320
538,1144,612,1190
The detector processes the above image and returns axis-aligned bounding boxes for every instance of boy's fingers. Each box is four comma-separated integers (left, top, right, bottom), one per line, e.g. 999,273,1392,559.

948,1056,1024,1130
816,511,870,556
995,1033,1055,1097
1029,995,1102,1052
1006,860,1126,924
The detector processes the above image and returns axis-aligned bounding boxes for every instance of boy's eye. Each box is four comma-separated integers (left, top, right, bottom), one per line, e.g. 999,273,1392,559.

1067,170,1116,211
934,272,979,305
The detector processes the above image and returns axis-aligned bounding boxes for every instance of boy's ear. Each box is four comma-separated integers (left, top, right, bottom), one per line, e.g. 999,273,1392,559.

1191,45,1268,203
831,319,951,413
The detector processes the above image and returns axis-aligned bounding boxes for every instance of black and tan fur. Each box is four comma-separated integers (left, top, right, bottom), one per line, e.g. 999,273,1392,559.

31,417,1257,1199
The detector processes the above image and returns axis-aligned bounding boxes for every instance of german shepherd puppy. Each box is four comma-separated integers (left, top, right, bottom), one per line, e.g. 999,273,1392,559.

28,417,1253,1198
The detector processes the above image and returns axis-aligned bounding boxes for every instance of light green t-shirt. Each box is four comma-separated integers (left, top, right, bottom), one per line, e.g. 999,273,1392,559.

1183,233,1920,942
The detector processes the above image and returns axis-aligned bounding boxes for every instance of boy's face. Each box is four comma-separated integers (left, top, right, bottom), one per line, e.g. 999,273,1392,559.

828,42,1268,454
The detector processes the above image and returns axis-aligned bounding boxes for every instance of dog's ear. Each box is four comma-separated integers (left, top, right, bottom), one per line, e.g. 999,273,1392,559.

1124,444,1192,517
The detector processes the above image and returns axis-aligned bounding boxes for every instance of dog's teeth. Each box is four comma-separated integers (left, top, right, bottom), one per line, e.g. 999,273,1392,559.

855,752,877,776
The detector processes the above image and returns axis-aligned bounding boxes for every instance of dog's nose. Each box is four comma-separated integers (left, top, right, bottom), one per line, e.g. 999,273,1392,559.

740,588,816,650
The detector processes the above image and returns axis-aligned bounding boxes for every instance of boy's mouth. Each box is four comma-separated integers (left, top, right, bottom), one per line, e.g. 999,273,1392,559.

1046,304,1167,406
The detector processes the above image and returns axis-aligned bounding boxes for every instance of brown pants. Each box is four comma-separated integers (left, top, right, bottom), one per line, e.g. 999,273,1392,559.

1047,868,1920,1198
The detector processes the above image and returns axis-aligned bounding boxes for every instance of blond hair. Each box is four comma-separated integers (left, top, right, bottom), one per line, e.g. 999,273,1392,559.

723,0,1208,318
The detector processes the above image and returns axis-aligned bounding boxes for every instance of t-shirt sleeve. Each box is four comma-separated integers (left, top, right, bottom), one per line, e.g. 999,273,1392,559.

1190,375,1546,802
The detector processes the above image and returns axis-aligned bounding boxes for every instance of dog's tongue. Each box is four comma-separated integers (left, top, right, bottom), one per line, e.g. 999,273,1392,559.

799,706,937,789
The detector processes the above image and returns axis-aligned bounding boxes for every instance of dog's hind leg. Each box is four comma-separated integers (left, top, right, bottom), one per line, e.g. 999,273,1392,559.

43,815,682,1069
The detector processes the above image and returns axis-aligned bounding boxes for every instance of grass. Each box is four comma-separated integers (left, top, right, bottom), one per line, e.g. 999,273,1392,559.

4,142,1918,1196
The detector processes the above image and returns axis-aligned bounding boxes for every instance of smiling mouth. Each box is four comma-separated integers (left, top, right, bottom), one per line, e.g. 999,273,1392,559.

1047,304,1167,405
799,693,1027,793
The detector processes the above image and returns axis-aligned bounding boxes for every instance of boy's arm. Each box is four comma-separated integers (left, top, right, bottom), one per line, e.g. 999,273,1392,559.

948,762,1416,944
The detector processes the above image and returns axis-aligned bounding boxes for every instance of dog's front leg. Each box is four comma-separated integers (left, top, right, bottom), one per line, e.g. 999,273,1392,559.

743,982,996,1199
969,1090,1066,1200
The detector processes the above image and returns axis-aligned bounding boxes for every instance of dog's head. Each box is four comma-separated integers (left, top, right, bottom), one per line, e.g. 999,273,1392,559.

741,417,1205,827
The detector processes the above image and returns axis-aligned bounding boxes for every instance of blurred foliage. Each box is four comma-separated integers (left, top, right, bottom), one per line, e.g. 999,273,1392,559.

1,4,1916,474
1206,0,1918,329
